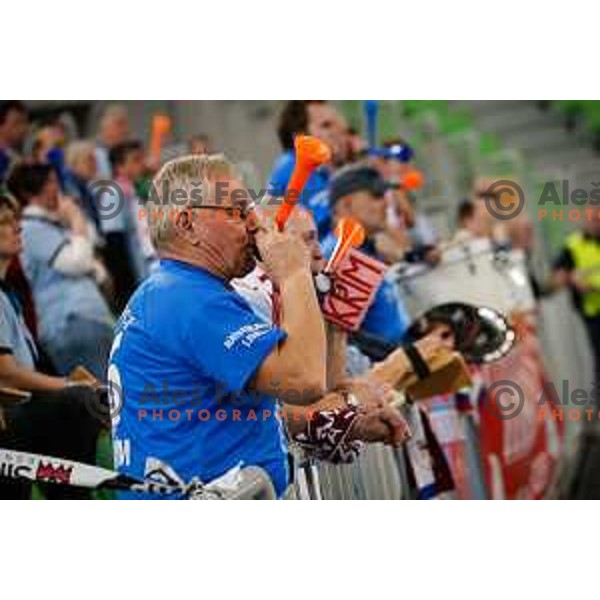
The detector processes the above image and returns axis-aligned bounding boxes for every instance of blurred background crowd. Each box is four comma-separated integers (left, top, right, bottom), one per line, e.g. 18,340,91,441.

1,99,599,499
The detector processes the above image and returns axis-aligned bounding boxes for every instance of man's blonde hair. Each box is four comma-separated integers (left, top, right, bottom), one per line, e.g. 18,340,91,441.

148,153,238,249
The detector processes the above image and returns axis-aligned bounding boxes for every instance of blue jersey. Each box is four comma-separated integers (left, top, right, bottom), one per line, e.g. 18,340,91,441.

268,151,332,239
110,259,289,498
321,234,410,346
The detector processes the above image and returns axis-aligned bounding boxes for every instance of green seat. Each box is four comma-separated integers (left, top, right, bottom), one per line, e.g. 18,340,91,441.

479,133,502,156
438,109,472,136
340,100,363,131
401,100,446,117
556,100,585,118
582,101,600,134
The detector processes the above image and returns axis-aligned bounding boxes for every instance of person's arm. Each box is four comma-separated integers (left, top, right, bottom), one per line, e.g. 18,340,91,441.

389,188,416,228
57,196,89,237
285,389,410,459
0,353,67,392
252,223,327,404
284,390,348,436
52,236,96,276
366,327,455,389
326,323,348,390
374,229,410,264
51,196,97,276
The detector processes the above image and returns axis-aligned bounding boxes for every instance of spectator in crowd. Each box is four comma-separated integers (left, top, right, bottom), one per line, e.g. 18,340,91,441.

322,165,412,352
1,192,40,340
550,210,600,389
452,195,503,243
100,140,152,310
95,104,130,178
6,164,113,380
375,138,441,265
345,126,368,161
453,199,482,242
233,205,454,463
455,183,542,300
64,140,102,230
189,133,211,155
31,121,74,192
0,194,102,499
468,177,511,248
269,101,349,238
111,154,329,499
0,101,29,184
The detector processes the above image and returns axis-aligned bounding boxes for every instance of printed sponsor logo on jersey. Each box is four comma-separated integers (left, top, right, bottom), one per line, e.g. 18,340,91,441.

224,323,272,350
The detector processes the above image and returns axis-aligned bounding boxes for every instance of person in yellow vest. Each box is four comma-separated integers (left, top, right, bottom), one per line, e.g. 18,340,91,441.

551,212,600,388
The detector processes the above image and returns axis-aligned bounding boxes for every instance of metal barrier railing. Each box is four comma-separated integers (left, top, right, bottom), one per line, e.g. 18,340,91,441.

292,407,488,501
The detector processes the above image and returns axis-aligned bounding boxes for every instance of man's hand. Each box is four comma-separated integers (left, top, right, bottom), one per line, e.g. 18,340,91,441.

374,228,412,265
56,196,88,236
351,406,411,447
414,325,455,364
56,196,82,224
343,377,394,411
255,219,311,286
423,246,442,266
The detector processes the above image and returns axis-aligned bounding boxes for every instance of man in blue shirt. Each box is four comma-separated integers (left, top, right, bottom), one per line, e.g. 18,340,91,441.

110,154,327,498
321,165,412,350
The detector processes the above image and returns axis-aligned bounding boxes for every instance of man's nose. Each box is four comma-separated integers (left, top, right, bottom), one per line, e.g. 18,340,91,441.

245,209,259,234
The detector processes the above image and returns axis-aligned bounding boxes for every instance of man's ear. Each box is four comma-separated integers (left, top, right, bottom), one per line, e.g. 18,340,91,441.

337,196,351,217
174,209,200,246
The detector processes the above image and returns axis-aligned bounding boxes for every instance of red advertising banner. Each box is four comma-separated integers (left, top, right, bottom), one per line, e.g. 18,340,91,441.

478,330,563,499
423,330,563,499
424,396,474,499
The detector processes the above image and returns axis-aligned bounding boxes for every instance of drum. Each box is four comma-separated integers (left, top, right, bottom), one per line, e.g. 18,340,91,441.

391,238,536,319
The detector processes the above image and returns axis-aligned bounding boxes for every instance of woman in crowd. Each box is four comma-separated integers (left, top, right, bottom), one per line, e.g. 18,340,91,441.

6,164,113,380
0,194,102,499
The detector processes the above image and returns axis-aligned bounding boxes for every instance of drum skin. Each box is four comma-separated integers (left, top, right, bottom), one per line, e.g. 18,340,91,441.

391,240,535,319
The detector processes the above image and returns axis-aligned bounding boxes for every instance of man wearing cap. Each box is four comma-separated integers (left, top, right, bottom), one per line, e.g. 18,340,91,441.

321,164,412,353
373,138,441,265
